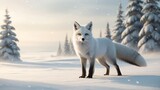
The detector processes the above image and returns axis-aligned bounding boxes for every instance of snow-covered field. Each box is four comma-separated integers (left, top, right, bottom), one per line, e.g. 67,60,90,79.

0,52,160,90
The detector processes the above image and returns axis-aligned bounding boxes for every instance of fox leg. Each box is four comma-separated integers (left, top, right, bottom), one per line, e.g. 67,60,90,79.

107,56,122,76
98,57,110,75
106,48,122,76
87,57,95,78
113,62,122,76
79,57,87,78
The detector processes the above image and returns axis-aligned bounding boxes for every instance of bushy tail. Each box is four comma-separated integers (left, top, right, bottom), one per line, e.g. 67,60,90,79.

114,43,147,67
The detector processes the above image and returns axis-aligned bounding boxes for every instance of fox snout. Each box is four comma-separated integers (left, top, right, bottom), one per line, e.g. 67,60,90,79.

79,37,85,42
82,38,85,41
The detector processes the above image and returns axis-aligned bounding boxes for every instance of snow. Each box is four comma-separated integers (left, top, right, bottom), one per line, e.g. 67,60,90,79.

138,37,147,48
144,24,153,34
140,14,147,23
0,47,12,54
0,52,160,90
127,16,137,24
152,31,160,40
142,3,157,13
121,35,132,45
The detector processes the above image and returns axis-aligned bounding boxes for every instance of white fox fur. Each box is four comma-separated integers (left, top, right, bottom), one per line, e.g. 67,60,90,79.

72,21,146,78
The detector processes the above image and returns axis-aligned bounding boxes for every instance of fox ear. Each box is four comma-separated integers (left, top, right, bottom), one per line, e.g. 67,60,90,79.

85,21,92,31
74,21,80,30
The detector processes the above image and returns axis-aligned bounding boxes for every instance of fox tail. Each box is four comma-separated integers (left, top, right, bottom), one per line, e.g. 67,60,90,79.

114,43,147,67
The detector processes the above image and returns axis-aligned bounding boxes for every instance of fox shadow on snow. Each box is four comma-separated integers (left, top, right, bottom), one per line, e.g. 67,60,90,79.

105,75,160,88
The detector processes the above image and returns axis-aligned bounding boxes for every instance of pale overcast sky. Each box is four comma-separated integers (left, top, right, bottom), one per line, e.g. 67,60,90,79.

0,0,128,52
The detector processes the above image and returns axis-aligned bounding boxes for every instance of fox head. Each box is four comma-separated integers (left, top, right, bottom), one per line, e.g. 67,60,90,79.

73,21,93,43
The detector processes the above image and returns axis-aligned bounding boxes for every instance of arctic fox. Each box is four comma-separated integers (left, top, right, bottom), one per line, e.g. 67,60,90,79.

72,21,146,78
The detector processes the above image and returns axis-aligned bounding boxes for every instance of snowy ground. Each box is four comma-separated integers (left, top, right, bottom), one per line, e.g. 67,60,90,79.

0,52,160,90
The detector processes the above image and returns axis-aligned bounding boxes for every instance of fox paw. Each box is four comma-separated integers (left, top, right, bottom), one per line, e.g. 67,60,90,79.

104,73,109,76
79,76,85,78
87,76,92,78
118,74,122,76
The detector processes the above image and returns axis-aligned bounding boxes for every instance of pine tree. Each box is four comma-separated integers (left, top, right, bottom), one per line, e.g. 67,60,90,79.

0,9,21,62
64,34,71,55
157,4,160,45
99,30,102,37
57,42,62,56
105,22,111,39
121,0,143,50
138,0,160,53
70,39,76,55
111,3,125,43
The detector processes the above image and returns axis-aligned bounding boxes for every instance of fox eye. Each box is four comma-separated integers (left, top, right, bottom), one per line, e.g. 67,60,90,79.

77,33,81,36
85,33,89,36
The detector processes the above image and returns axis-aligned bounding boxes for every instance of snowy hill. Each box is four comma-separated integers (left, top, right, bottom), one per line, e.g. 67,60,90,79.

0,52,160,90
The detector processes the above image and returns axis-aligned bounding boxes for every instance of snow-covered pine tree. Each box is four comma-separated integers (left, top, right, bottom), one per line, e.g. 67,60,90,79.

138,0,160,53
70,39,76,55
105,22,111,39
121,0,143,50
99,30,102,37
111,3,125,43
57,42,62,56
63,34,71,55
157,3,160,45
0,9,21,62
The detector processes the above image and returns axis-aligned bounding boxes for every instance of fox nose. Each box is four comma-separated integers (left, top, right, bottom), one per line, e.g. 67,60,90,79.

82,38,85,41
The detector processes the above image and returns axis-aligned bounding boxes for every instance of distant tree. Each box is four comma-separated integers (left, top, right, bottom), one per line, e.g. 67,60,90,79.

105,22,111,39
63,34,71,55
57,42,62,56
70,39,76,55
0,9,21,62
99,30,102,37
111,3,125,43
121,0,143,50
138,0,160,53
158,1,160,41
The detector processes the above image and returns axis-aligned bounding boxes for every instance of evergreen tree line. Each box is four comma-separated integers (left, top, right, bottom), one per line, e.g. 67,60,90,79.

105,0,160,53
59,0,160,56
0,9,21,62
57,34,76,56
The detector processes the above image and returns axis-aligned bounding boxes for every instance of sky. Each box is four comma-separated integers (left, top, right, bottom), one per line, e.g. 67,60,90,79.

0,0,128,52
